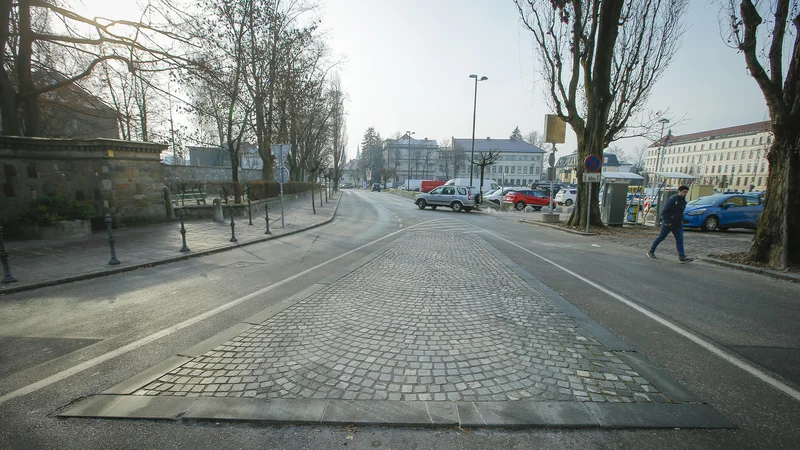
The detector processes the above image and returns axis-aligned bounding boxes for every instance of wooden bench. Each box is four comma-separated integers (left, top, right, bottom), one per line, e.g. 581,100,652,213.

174,189,207,205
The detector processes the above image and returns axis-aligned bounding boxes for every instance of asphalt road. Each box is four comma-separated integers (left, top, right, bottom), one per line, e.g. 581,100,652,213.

1,190,798,450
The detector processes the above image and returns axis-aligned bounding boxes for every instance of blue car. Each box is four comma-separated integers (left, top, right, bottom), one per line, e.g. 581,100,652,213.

683,194,763,231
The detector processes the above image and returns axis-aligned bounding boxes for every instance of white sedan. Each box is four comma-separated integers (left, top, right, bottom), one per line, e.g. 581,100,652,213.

485,187,525,205
555,188,577,206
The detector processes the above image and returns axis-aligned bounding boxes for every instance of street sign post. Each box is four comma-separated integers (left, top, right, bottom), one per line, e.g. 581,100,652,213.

583,155,602,232
270,144,290,228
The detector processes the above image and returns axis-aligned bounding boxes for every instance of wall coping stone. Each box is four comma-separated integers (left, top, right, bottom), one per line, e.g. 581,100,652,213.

0,136,166,153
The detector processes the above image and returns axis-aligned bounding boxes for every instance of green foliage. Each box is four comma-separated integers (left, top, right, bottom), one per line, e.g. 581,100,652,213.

21,196,95,226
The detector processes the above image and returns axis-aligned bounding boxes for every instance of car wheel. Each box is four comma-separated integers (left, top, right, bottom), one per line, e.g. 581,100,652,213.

564,199,573,206
515,201,525,211
417,199,427,210
451,202,463,212
430,205,437,210
491,200,500,205
701,215,719,232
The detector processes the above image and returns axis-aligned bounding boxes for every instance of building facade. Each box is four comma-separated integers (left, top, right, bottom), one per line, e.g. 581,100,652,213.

452,137,546,186
645,121,771,191
383,136,440,184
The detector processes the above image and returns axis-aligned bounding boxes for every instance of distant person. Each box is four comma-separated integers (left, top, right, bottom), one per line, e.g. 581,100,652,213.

749,184,755,192
647,185,693,263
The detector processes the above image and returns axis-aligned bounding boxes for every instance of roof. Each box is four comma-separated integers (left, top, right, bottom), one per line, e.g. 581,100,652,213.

655,172,696,179
649,121,771,148
601,172,644,180
452,138,545,153
385,138,438,147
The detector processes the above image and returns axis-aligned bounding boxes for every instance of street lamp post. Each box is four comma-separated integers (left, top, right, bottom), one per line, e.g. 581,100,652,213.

469,74,488,185
406,130,415,189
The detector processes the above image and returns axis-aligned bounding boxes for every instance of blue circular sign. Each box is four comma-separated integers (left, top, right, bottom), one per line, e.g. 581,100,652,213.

584,154,602,172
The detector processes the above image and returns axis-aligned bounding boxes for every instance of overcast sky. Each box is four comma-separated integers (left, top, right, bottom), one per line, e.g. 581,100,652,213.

321,0,771,161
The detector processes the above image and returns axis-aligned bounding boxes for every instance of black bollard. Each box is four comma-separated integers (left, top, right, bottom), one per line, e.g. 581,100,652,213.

105,214,120,265
248,198,253,226
179,209,190,252
0,225,18,283
229,206,238,242
265,203,271,235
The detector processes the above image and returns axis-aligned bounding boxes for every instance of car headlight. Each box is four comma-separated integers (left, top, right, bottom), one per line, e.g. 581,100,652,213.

686,209,706,216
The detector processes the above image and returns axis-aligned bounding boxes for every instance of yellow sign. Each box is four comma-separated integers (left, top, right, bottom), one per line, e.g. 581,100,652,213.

544,114,566,144
107,149,114,157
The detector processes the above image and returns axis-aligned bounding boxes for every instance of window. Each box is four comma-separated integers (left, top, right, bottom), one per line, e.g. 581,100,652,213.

698,155,703,163
736,177,740,186
747,163,752,172
726,196,745,207
750,150,754,159
713,153,717,161
510,166,516,174
725,165,729,172
739,164,744,172
726,152,731,160
746,196,759,206
759,136,764,144
705,167,709,173
722,142,726,149
535,167,540,174
743,177,748,186
758,177,763,185
736,140,740,147
729,141,733,148
733,152,737,160
523,166,528,174
457,188,466,195
767,135,772,143
716,142,720,149
743,138,748,146
761,164,766,173
711,166,715,173
718,164,722,172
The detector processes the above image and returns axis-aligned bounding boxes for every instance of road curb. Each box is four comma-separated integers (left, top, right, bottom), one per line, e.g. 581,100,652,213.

0,194,343,296
698,257,800,284
519,219,596,236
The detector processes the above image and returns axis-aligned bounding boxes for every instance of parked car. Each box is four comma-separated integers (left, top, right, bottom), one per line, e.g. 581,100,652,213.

683,194,763,231
485,187,525,205
420,180,446,193
415,185,478,212
555,188,577,206
503,189,557,211
372,183,381,192
444,178,501,194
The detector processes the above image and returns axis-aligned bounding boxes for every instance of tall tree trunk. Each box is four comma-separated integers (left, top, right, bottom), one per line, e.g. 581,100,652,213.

0,0,19,135
747,127,799,267
17,0,39,136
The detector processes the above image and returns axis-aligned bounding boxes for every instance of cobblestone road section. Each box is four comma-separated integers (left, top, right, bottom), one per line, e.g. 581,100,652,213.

135,230,666,403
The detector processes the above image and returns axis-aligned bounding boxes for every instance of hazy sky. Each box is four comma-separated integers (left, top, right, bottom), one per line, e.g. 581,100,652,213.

321,0,770,161
78,0,772,162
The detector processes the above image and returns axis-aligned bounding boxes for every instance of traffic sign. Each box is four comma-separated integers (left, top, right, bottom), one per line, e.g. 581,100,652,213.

273,166,290,184
584,154,602,172
583,173,601,183
270,144,290,163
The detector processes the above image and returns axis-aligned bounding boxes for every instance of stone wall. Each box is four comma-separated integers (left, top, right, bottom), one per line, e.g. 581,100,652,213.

0,137,167,231
162,165,263,190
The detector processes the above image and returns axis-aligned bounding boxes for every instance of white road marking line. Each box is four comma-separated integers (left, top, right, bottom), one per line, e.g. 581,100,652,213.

0,218,442,406
475,225,800,403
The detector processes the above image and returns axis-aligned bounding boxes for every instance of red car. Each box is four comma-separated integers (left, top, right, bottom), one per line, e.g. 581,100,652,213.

503,189,557,211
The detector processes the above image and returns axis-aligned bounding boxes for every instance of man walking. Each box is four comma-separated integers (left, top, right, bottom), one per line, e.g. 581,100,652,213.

647,185,693,263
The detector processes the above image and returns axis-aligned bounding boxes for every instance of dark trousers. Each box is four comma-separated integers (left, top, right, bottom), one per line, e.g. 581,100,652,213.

650,223,685,258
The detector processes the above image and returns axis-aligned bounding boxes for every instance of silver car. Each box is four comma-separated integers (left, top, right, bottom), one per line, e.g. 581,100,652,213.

414,185,478,212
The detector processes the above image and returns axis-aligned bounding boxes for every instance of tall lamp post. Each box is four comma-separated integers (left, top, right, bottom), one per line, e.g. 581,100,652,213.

469,74,488,185
406,130,415,189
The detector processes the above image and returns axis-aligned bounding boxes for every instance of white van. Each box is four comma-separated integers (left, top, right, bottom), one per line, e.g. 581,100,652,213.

444,178,500,194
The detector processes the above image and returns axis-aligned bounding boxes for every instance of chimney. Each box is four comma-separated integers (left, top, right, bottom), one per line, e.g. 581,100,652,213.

486,137,490,139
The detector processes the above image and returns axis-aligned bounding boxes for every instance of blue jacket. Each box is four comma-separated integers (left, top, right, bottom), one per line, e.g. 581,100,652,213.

660,194,686,226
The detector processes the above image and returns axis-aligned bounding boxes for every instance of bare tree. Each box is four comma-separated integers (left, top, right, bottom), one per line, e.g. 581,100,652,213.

472,149,501,201
721,0,800,268
524,130,545,147
515,0,689,227
1,0,193,136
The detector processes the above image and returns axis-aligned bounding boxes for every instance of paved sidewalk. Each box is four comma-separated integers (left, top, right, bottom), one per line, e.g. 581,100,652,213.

1,193,340,294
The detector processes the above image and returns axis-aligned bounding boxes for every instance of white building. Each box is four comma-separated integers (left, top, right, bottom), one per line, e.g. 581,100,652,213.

384,136,440,184
452,137,546,186
646,121,771,191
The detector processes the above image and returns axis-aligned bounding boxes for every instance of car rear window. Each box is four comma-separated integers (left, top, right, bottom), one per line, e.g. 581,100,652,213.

457,188,466,195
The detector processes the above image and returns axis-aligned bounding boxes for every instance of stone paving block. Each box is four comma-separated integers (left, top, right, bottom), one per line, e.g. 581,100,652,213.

457,401,598,427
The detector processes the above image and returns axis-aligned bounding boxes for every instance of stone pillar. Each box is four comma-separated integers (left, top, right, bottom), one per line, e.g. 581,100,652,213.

163,186,174,220
213,198,224,222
